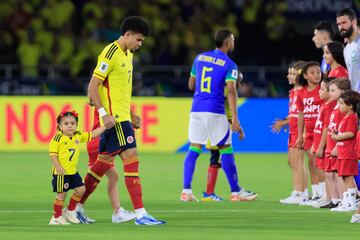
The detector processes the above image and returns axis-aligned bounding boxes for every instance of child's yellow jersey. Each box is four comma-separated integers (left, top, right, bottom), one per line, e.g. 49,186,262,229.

49,131,91,175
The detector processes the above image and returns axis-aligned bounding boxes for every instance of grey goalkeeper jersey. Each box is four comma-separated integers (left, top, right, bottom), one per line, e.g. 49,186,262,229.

344,35,360,92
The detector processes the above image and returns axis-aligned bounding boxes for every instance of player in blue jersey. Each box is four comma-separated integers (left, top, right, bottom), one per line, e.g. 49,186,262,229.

312,21,335,74
180,29,257,202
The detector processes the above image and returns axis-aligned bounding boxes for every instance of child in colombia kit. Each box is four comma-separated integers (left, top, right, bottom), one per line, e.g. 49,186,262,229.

49,111,105,225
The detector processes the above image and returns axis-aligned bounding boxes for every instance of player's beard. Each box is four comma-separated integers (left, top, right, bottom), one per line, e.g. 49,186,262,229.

340,25,354,38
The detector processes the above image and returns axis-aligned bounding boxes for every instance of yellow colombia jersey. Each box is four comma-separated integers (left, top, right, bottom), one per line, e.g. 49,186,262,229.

49,131,92,175
93,41,133,123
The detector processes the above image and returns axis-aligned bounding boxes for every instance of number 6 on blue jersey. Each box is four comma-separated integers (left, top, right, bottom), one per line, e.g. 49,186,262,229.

201,67,213,93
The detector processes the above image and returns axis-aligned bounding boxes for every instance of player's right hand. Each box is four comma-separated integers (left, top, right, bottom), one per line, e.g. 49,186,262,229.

331,147,338,157
102,115,116,129
270,119,282,134
56,166,65,175
296,136,304,149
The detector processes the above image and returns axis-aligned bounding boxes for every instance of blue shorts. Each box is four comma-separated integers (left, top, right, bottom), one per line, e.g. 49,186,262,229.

99,121,137,156
52,172,84,193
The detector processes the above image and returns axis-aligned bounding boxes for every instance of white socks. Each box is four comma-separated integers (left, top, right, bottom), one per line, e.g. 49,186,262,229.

311,184,320,197
319,182,326,198
304,189,309,198
348,188,357,206
183,189,193,194
135,208,147,218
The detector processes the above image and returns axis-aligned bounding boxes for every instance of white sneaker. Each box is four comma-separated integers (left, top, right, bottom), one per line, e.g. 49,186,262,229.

299,196,320,206
180,191,199,202
355,198,360,209
280,193,302,204
49,215,70,225
317,199,332,208
230,189,257,202
311,198,330,208
112,208,137,223
330,201,343,211
63,208,80,224
331,201,356,212
279,192,293,203
76,204,96,224
350,214,360,223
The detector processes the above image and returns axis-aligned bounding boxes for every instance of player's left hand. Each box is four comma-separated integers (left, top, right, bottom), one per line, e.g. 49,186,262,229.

316,148,323,158
231,117,240,132
331,132,338,141
310,145,314,155
238,127,245,140
131,113,142,129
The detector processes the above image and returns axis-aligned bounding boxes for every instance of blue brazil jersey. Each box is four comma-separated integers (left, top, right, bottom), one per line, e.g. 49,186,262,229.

190,49,238,114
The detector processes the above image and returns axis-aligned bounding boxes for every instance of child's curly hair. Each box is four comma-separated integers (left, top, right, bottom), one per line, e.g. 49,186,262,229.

339,90,360,112
329,78,351,91
56,110,79,131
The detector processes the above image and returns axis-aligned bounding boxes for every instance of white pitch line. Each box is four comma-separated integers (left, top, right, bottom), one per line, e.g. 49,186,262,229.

0,209,328,214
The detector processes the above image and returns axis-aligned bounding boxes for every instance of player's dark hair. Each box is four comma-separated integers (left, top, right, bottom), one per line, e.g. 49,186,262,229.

357,18,360,28
56,111,79,131
120,16,150,36
314,21,335,40
339,90,360,112
329,78,351,91
336,8,357,21
357,102,360,118
326,41,346,69
215,29,233,48
299,61,320,86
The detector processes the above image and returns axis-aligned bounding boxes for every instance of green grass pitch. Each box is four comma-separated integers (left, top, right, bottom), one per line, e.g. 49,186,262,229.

0,152,358,240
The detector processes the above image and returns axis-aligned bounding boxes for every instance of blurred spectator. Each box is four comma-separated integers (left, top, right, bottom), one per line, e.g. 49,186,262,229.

17,28,41,78
265,0,288,41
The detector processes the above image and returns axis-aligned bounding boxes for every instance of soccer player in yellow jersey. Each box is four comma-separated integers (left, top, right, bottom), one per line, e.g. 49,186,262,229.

79,16,165,225
49,111,105,225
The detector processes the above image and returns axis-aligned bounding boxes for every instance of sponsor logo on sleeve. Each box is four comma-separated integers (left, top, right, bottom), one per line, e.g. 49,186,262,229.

231,69,238,79
99,62,109,73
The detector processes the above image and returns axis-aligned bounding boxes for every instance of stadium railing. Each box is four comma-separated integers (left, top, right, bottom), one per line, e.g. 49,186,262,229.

0,64,288,97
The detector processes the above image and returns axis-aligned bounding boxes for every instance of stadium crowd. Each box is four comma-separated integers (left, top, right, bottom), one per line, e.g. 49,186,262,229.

3,0,357,96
